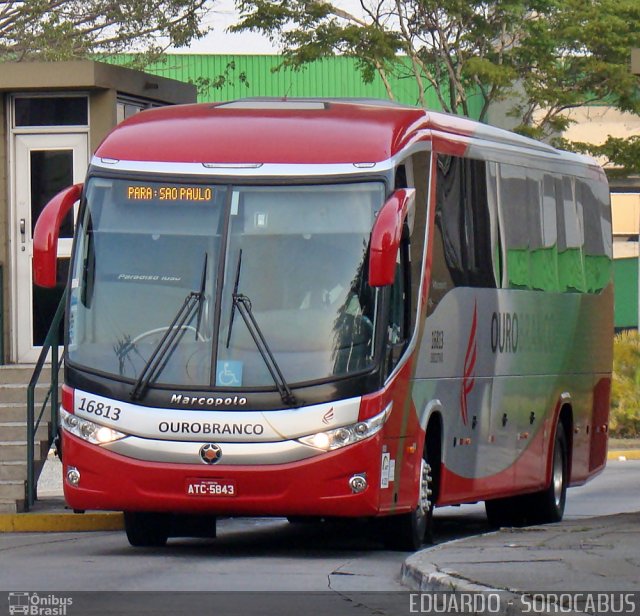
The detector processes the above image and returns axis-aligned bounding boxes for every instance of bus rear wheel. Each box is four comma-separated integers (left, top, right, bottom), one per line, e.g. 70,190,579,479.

124,512,169,547
484,495,528,528
528,422,568,524
485,422,568,528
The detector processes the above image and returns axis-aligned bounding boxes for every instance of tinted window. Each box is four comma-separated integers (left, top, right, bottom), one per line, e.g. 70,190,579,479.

578,179,612,292
431,155,496,299
404,152,429,329
499,165,530,289
15,97,88,127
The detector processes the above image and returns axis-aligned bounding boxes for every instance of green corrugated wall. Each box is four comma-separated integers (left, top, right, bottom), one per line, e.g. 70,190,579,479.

114,54,483,117
614,257,638,329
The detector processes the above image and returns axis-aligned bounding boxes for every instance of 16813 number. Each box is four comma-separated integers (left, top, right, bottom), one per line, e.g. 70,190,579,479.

77,397,122,421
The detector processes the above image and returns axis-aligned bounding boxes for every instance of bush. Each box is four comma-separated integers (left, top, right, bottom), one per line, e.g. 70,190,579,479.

610,330,640,438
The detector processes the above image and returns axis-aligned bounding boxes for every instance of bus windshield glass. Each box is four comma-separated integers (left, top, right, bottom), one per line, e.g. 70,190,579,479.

68,178,384,390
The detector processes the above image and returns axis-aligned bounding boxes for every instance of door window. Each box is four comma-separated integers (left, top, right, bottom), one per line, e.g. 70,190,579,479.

30,150,74,237
14,96,88,127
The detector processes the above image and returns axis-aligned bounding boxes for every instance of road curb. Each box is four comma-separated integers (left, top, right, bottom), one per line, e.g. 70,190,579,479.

0,512,124,533
608,449,640,460
403,512,640,615
402,536,527,616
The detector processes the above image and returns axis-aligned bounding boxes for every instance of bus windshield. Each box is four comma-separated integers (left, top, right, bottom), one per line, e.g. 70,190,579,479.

68,177,384,390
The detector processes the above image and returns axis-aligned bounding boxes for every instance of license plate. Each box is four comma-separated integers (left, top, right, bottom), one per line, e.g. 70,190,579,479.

185,479,236,497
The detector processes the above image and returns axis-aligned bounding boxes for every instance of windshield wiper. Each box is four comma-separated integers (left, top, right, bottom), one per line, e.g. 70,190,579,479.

231,292,297,407
225,249,242,349
130,254,208,401
194,253,208,340
224,251,296,406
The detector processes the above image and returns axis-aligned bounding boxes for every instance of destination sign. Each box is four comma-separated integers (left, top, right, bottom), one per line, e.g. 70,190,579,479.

125,185,214,202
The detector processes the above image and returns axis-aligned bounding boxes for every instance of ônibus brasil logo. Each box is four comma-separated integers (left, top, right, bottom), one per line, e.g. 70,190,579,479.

8,592,73,616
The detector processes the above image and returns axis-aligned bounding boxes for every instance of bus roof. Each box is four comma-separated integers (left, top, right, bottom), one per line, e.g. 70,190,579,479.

94,98,592,168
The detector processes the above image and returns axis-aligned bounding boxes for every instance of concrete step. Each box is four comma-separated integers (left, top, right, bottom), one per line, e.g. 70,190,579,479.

0,461,27,481
0,404,27,422
0,365,38,385
0,441,49,462
0,384,51,404
0,364,60,515
0,498,25,513
0,480,25,501
0,422,49,442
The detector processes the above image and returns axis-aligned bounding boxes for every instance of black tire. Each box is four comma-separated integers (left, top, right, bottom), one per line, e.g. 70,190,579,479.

528,422,568,524
384,458,434,551
485,494,528,528
124,512,169,547
485,422,568,528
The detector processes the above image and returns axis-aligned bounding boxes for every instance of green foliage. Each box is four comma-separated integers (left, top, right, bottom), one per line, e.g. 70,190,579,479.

232,0,640,148
0,0,211,63
611,330,640,439
556,135,640,177
509,0,640,140
233,0,527,116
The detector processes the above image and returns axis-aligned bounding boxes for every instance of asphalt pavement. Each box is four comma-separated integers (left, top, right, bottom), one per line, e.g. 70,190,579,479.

1,447,639,615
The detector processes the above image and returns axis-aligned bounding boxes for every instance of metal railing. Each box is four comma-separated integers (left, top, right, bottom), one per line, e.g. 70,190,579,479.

0,265,4,364
25,289,67,510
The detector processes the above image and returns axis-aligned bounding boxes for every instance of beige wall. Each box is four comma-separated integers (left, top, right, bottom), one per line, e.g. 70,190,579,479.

562,106,640,169
90,89,117,155
0,61,195,106
612,193,640,260
632,49,640,76
612,193,640,236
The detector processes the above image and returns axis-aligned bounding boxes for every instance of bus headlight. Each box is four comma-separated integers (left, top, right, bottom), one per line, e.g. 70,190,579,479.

60,408,126,445
298,403,391,451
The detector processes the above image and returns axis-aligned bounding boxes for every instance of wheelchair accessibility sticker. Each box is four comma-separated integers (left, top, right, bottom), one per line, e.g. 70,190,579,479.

216,361,243,387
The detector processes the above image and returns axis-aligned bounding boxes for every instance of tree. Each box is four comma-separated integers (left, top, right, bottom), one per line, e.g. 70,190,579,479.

232,0,640,155
559,135,640,176
0,0,212,64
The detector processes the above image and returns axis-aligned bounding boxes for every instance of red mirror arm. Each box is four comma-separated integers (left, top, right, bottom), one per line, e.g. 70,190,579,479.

33,184,83,288
369,188,415,287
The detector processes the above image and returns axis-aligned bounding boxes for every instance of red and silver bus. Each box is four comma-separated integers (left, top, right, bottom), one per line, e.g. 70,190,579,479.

33,99,613,549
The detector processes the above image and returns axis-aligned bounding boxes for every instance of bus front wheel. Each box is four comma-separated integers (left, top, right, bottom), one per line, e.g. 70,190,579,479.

124,512,169,547
383,457,434,551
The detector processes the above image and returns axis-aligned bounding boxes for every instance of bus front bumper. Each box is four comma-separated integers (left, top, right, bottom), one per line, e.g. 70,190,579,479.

60,431,387,517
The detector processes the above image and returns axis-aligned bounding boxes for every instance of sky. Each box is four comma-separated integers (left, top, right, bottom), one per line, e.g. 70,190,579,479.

172,0,281,54
171,0,368,55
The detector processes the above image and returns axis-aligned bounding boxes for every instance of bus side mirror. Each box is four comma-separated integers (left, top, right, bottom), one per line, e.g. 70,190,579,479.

33,184,83,288
368,188,415,287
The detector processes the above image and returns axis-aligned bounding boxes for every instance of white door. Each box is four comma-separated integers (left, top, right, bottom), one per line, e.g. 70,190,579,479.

12,133,88,363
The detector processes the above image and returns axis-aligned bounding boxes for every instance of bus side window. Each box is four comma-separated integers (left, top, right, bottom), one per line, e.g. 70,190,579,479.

537,174,560,292
499,164,530,289
579,179,612,292
556,176,586,292
428,155,496,316
486,162,503,288
527,170,558,291
394,153,428,334
386,230,410,375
